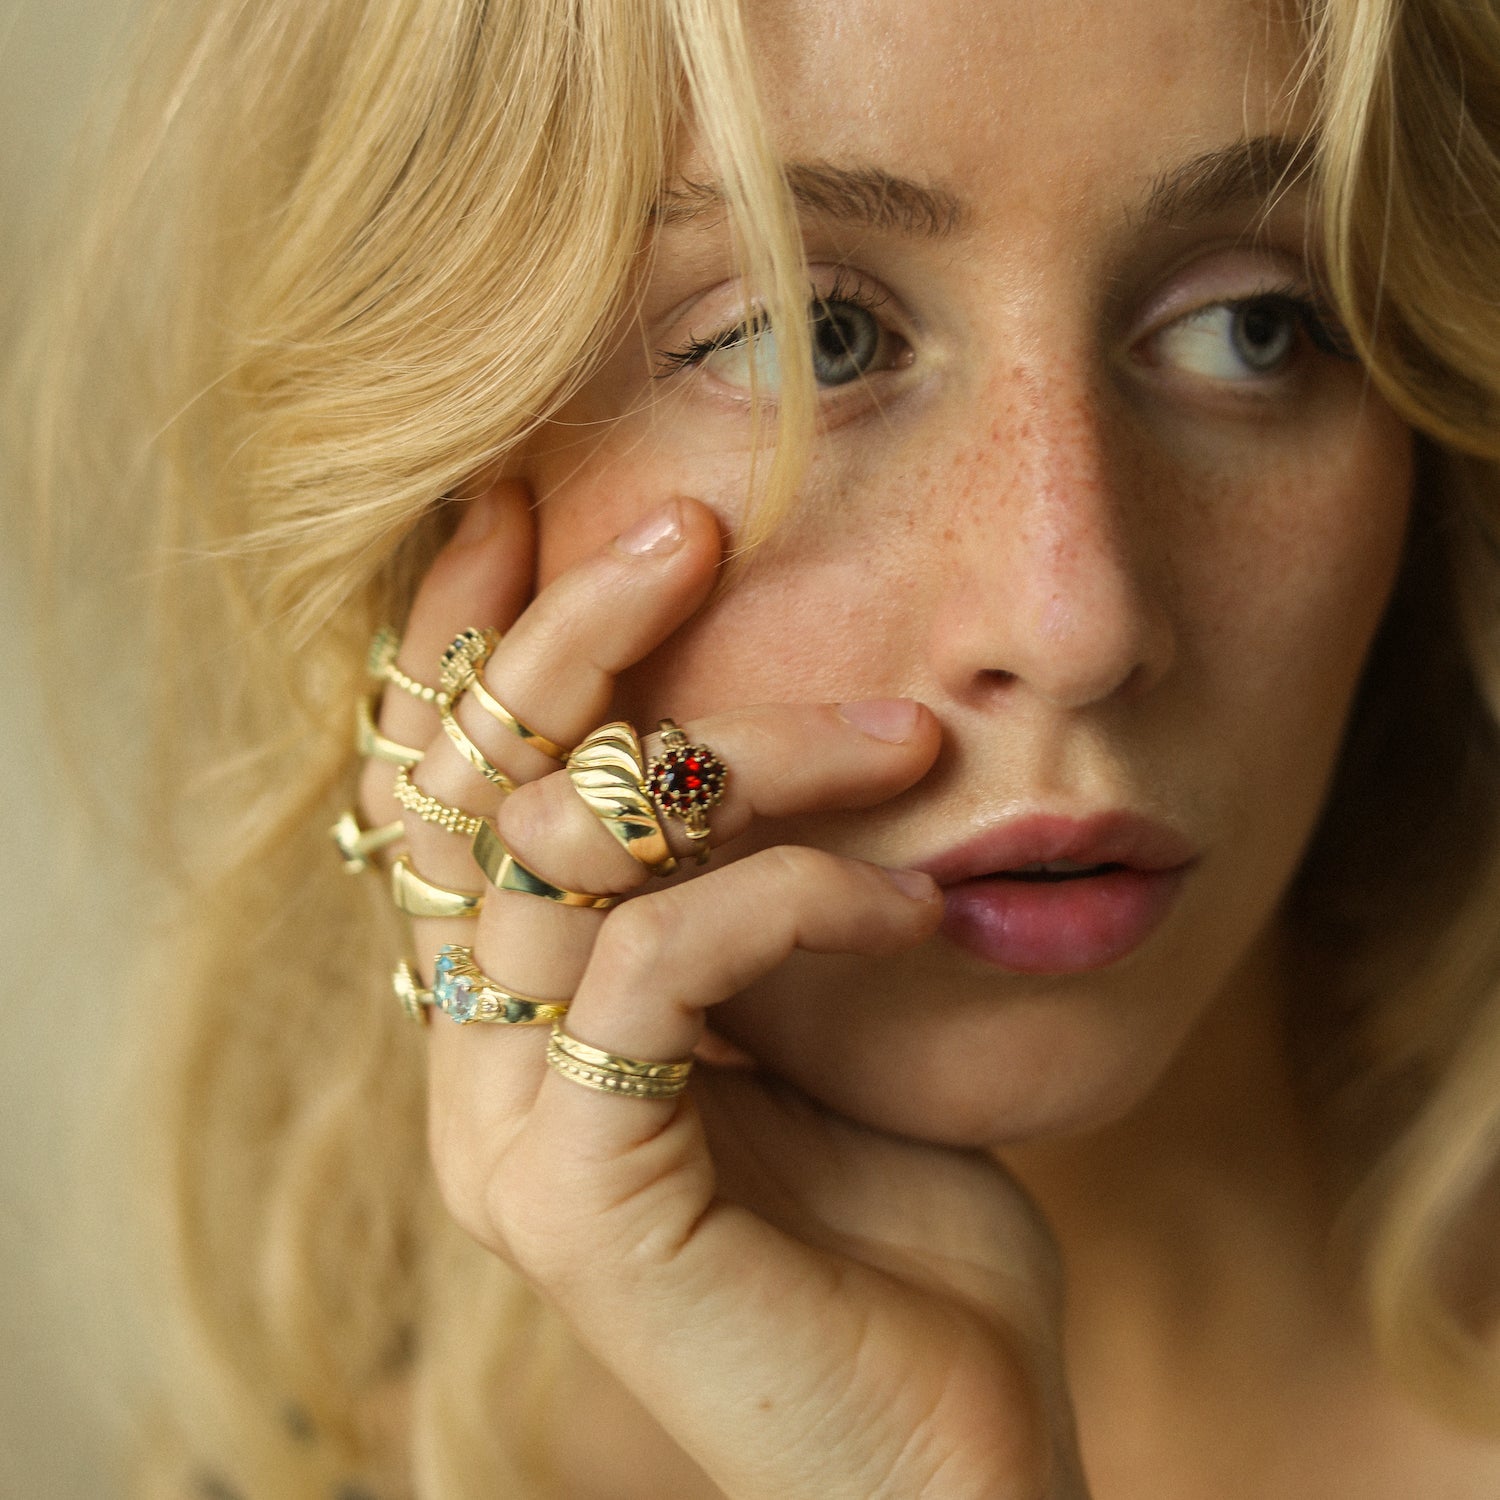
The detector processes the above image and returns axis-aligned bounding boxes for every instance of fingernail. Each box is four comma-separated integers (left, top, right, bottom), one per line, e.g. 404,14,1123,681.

451,493,498,545
882,866,938,900
837,698,921,744
616,500,684,557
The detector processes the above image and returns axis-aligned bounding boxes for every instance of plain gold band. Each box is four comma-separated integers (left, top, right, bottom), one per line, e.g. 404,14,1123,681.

471,819,617,909
465,673,572,760
390,856,484,919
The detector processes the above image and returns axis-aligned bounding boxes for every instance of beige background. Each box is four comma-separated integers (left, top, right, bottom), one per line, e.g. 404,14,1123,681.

3,2,147,1495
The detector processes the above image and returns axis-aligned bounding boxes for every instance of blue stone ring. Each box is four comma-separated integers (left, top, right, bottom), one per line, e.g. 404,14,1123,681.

431,945,572,1027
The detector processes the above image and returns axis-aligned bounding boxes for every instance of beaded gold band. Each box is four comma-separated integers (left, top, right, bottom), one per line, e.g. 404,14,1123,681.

565,721,677,877
329,809,405,874
390,856,484,919
392,764,484,838
545,1026,694,1100
471,819,617,909
393,961,434,1025
441,626,572,761
367,625,448,707
432,945,571,1026
356,694,424,767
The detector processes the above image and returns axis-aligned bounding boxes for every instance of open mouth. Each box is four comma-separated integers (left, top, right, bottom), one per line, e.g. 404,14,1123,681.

995,861,1128,882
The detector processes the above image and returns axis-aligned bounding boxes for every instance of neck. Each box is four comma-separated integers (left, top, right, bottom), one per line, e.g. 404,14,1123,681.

996,921,1365,1487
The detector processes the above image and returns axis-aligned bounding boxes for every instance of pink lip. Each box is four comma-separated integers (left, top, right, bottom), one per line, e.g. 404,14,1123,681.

917,813,1199,974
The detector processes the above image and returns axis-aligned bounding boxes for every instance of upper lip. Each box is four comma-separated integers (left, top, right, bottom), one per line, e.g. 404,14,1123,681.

916,811,1200,885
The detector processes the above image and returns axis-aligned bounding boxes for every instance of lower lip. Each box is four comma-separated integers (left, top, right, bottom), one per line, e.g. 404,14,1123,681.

939,866,1192,973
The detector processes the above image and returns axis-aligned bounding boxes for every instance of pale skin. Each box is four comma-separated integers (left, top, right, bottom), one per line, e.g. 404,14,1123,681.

358,0,1500,1495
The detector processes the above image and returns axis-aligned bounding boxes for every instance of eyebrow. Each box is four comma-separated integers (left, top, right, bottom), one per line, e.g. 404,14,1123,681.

653,133,1312,241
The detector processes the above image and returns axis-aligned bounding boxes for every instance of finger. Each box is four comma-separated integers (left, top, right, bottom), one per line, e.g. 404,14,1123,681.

413,496,721,818
358,481,534,829
530,848,942,1152
494,699,940,900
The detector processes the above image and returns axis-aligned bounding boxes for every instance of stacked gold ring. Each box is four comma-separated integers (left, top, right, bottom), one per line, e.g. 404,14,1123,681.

392,764,484,838
565,721,678,877
441,626,572,761
390,856,484,919
472,819,617,909
432,945,571,1026
368,625,448,706
545,1027,694,1099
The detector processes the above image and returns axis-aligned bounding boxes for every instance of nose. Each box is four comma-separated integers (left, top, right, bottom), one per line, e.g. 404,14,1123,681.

926,372,1175,712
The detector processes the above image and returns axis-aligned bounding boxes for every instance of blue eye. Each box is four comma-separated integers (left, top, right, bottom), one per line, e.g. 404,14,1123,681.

1152,292,1355,383
656,284,897,394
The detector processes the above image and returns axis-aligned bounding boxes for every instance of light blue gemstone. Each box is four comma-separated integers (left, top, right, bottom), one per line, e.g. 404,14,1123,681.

445,980,477,1023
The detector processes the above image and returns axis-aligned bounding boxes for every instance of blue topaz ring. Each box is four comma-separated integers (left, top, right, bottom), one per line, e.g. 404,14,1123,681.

646,720,729,865
432,945,571,1026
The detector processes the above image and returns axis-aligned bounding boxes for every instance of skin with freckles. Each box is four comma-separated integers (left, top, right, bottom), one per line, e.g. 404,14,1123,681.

379,0,1500,1495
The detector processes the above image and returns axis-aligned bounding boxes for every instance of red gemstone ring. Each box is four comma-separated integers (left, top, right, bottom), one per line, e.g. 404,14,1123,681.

646,720,729,864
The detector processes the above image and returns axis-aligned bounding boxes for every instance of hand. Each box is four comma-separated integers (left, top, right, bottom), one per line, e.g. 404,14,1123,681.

360,487,1090,1500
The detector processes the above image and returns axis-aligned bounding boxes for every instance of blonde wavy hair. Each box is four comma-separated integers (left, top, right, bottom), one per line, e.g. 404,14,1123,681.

10,0,1500,1494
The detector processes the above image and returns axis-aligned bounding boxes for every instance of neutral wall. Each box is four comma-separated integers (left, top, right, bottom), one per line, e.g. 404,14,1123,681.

2,3,147,1496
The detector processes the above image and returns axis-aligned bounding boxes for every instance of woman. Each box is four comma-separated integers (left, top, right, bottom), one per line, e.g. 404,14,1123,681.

15,0,1500,1494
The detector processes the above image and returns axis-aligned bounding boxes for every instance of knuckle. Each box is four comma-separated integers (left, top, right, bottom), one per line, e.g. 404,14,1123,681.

593,896,675,983
495,774,563,854
751,841,837,888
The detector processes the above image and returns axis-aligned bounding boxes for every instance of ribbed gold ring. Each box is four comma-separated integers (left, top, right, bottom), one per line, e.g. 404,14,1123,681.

471,819,617,909
566,721,677,876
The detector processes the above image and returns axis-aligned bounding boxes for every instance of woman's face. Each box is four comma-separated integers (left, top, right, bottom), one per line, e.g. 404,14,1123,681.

520,0,1413,1145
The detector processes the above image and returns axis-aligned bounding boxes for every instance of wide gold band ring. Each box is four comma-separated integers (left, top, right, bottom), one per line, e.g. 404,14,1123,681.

545,1026,694,1100
356,693,424,767
471,820,617,909
432,945,571,1026
440,626,572,761
566,721,678,877
390,856,484,919
329,809,405,874
367,625,448,707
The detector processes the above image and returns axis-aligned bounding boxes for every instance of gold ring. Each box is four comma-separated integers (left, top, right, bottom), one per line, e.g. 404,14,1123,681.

471,820,617,909
356,694,424,767
439,701,518,792
329,809,405,874
392,764,484,838
441,626,572,761
432,945,571,1025
367,625,448,707
393,961,433,1025
390,856,484,919
545,1026,693,1099
646,720,729,865
566,722,677,876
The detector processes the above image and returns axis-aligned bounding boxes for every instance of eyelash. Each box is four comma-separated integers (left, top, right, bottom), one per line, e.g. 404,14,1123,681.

649,275,1358,383
653,273,890,377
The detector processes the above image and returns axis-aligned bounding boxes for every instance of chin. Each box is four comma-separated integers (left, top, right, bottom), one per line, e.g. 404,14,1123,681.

717,978,1193,1149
